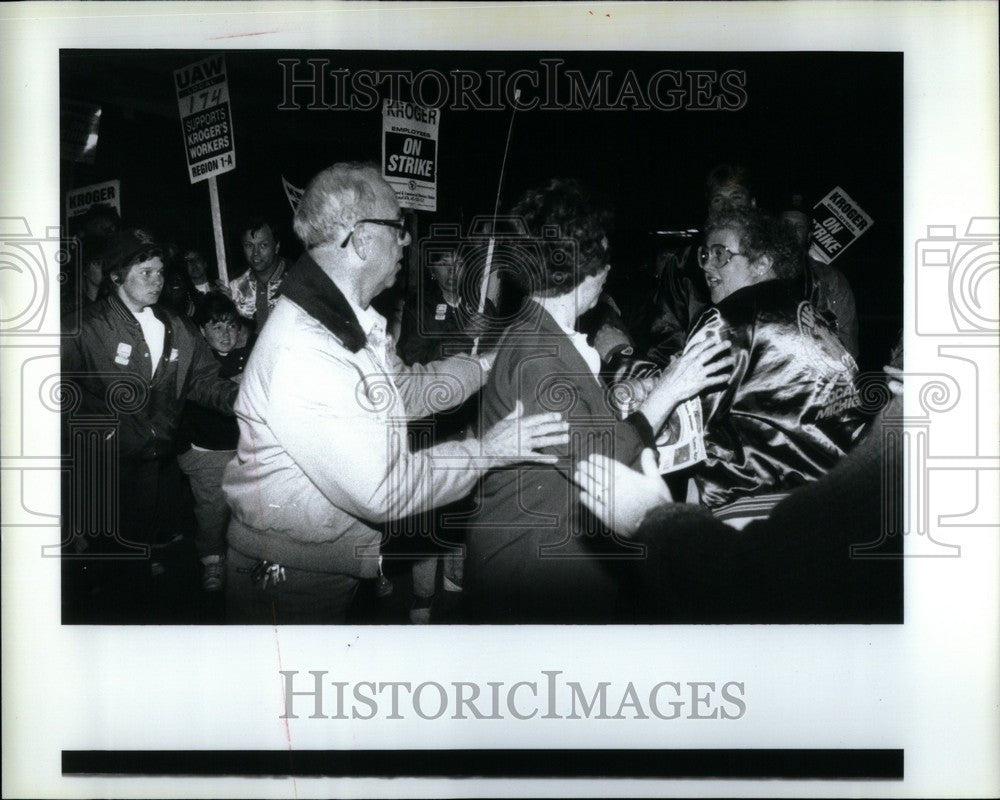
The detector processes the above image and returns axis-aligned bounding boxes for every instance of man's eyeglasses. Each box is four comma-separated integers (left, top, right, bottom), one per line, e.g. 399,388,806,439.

340,218,407,248
697,244,744,269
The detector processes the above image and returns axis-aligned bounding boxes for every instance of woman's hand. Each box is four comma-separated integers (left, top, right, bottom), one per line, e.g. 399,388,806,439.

574,449,672,537
639,334,734,432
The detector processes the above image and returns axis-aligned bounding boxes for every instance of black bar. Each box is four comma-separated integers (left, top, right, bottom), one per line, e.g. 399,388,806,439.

63,749,903,779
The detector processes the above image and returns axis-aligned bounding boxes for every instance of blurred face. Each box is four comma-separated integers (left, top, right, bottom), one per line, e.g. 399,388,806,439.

84,259,104,286
83,214,119,240
184,251,209,283
430,255,461,297
701,227,758,304
242,225,280,277
202,317,240,354
708,180,754,213
117,256,164,312
781,210,812,248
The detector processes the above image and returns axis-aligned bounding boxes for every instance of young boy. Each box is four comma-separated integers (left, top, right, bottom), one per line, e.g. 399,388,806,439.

176,293,255,591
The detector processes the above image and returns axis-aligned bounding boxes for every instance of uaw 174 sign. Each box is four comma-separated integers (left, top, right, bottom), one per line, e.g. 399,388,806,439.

808,186,873,264
174,55,237,184
382,100,439,212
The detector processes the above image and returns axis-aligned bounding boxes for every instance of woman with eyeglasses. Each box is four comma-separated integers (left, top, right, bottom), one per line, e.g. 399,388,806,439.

684,206,868,526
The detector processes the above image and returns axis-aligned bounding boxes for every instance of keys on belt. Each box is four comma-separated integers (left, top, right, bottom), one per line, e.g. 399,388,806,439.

238,559,287,589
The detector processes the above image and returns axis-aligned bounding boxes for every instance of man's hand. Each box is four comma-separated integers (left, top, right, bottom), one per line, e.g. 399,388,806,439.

480,400,569,466
575,449,672,537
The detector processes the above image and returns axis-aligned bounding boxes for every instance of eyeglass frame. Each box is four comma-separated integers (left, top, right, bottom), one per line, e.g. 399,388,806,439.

339,217,408,249
697,243,746,269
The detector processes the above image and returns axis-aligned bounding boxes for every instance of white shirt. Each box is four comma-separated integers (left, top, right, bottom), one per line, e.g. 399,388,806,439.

343,290,494,375
132,306,165,377
342,291,393,372
552,316,602,378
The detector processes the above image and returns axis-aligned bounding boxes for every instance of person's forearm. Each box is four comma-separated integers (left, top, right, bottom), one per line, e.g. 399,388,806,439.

393,353,487,417
637,386,679,435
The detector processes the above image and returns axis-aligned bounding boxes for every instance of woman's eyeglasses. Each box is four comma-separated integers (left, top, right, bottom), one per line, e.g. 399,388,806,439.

697,244,744,269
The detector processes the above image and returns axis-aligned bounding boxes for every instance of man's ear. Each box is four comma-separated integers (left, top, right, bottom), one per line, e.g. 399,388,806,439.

754,253,773,276
350,225,372,261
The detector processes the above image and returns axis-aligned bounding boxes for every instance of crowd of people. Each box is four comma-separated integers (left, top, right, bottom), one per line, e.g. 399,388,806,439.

60,160,902,625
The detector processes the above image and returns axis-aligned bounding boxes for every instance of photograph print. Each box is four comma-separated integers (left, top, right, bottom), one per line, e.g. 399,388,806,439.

57,48,904,626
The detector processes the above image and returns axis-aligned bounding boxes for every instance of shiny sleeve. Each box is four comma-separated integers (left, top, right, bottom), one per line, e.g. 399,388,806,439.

688,307,750,425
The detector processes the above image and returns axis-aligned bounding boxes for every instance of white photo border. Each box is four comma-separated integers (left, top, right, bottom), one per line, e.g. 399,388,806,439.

1,2,998,798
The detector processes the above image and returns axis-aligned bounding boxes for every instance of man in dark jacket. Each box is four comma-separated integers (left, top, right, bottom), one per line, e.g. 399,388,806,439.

61,228,238,619
465,179,733,623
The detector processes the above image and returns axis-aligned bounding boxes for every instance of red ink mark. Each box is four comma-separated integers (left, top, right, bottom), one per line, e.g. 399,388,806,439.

272,604,299,797
209,30,278,40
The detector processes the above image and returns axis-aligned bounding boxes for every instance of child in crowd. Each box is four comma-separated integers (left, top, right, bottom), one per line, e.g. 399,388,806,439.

176,293,255,591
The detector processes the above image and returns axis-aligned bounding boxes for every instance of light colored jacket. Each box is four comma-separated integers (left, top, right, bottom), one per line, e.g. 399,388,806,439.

222,295,487,577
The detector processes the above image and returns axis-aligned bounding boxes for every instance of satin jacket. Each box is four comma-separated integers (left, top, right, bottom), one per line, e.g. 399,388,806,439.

228,257,290,330
691,279,867,510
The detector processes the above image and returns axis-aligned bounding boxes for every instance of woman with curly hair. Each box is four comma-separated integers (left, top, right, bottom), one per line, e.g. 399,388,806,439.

687,205,868,526
464,179,733,622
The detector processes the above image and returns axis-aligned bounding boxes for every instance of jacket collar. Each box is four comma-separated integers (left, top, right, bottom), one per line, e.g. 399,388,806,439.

279,251,367,353
508,300,598,377
238,257,288,289
106,291,140,325
106,291,174,329
522,299,577,338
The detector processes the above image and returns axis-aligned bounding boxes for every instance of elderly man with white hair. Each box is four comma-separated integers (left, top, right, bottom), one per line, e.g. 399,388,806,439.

222,162,568,623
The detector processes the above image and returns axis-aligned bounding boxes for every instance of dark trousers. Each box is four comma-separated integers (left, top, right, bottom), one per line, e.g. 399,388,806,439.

119,457,187,549
62,456,188,623
225,546,360,624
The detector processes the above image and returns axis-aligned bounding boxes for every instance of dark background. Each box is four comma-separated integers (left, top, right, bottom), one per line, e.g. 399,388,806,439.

61,49,903,370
